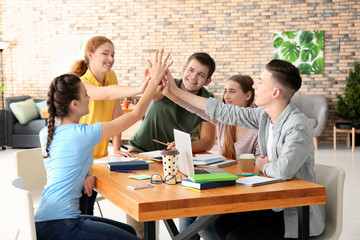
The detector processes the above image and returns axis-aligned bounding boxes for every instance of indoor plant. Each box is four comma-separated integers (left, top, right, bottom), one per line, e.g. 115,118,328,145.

335,61,360,144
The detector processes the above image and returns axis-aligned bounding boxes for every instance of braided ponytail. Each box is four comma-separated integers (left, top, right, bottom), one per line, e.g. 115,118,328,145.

42,74,81,158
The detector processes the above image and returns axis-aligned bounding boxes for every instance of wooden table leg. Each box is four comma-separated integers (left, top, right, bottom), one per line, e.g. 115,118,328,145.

352,127,355,152
314,137,319,150
333,126,336,150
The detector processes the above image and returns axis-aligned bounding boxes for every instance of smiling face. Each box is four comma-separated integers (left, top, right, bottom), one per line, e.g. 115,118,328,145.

253,69,276,107
88,42,115,74
223,80,252,107
181,59,211,94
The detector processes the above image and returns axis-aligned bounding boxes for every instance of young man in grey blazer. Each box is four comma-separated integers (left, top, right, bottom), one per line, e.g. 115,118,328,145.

164,59,325,239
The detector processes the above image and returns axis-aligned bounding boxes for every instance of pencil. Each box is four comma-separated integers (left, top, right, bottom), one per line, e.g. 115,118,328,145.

116,170,136,173
185,187,201,193
152,139,168,146
236,174,261,177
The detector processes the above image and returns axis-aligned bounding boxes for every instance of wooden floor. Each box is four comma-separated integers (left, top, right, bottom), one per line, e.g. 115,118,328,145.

1,143,359,240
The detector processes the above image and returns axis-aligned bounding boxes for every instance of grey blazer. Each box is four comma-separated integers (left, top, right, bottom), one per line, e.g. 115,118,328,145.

205,97,325,238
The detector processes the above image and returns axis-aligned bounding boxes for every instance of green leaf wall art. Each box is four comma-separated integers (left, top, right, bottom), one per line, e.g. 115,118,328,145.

274,31,324,74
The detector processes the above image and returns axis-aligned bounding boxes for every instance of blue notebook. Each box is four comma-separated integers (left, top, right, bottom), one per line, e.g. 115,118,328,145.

181,179,236,190
108,161,149,171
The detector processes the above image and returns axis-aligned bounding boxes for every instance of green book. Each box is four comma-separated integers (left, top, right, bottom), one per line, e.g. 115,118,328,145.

188,172,238,183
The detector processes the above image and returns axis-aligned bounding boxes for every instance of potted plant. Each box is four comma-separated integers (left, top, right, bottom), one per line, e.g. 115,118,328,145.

335,61,360,145
0,82,6,149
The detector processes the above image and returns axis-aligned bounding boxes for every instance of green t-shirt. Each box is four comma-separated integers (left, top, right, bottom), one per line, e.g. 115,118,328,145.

129,79,214,151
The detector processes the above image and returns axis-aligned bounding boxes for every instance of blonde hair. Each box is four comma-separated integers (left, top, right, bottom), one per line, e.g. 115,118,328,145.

221,75,255,159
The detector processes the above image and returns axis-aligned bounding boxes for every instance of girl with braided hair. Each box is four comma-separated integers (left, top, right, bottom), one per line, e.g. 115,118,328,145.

35,49,172,240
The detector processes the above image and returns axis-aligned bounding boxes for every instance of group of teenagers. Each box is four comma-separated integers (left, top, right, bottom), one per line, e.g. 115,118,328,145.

34,36,325,240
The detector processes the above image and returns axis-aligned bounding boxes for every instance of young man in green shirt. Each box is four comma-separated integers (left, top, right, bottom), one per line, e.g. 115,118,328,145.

129,52,216,153
127,52,217,239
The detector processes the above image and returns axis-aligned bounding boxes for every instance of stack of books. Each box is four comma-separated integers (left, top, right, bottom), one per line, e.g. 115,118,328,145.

181,172,238,190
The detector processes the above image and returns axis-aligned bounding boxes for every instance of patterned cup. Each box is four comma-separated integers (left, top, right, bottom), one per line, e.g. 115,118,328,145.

161,148,180,176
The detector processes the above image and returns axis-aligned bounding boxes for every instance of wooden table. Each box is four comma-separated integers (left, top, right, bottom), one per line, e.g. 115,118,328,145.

92,161,325,240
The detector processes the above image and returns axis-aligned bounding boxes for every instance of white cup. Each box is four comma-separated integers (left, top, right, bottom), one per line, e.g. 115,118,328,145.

239,153,255,173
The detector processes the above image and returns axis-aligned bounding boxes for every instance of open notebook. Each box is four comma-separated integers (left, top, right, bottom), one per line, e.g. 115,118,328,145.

174,129,228,176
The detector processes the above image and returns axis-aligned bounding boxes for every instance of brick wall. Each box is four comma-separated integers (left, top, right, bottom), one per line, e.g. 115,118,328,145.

0,0,359,143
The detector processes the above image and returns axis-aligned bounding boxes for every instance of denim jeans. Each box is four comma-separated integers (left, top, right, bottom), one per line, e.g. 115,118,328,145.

179,216,221,240
36,215,139,240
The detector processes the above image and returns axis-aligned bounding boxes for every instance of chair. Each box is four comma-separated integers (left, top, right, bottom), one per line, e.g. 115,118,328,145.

14,148,47,207
311,164,345,240
292,94,328,150
8,177,37,240
14,147,104,216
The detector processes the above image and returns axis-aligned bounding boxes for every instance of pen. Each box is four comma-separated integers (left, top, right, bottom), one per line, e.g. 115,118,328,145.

236,173,261,177
116,170,137,173
152,139,168,146
185,187,201,193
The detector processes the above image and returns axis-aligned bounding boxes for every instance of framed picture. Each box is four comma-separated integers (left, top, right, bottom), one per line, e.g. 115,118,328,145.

274,31,324,74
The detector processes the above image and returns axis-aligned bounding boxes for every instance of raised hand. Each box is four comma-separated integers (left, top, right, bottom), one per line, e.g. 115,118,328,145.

147,49,173,86
165,70,178,93
138,68,151,94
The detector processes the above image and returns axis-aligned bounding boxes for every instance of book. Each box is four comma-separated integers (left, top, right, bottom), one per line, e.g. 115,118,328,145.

95,156,139,164
108,161,149,171
188,172,239,183
199,160,238,168
236,176,281,186
181,179,236,190
139,150,162,158
193,154,227,165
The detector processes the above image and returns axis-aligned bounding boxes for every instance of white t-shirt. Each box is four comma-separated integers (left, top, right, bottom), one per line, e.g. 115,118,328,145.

267,122,274,162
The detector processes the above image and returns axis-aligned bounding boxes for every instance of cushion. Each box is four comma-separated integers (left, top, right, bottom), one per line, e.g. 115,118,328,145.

10,99,39,124
13,119,46,134
35,100,47,119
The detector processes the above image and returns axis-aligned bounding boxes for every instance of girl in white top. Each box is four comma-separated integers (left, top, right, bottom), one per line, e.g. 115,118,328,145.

173,75,260,160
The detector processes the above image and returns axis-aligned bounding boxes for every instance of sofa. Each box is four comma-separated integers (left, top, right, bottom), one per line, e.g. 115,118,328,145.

5,96,46,148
